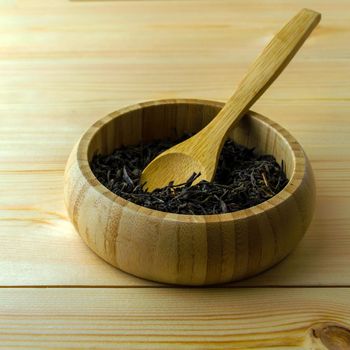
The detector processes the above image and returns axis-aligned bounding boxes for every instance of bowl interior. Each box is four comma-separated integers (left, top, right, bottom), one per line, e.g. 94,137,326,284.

87,101,295,180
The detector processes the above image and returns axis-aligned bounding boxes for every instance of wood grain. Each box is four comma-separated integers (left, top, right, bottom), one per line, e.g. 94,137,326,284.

0,0,349,287
0,287,349,349
0,0,349,347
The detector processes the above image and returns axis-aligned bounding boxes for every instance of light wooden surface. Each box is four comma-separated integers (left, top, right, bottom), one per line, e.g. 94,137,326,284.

0,0,349,347
142,9,320,190
0,288,349,349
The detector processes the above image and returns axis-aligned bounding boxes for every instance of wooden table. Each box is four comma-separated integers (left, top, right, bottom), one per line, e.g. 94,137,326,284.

1,1,349,348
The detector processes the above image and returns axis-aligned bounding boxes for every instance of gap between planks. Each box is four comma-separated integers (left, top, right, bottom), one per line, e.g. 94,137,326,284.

0,285,350,289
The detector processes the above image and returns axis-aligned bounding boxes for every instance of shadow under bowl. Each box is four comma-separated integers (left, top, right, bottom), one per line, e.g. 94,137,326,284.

64,99,316,286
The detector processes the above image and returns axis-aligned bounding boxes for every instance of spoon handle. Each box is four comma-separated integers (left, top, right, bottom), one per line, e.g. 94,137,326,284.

204,8,321,142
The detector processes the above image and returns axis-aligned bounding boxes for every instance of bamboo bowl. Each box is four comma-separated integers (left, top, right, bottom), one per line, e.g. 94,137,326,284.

64,99,316,286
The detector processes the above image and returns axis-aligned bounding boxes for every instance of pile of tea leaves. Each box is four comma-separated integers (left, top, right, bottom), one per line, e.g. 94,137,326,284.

90,134,288,215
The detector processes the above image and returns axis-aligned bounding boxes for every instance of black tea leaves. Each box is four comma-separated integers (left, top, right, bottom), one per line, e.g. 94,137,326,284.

90,135,288,215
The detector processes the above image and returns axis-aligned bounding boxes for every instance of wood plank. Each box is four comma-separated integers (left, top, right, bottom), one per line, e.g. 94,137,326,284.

0,287,349,349
0,0,349,286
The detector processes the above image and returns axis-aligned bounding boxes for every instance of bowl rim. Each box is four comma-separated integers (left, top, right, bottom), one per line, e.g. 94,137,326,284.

75,99,305,223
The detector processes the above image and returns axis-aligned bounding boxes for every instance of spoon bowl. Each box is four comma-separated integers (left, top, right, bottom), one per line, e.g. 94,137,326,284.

142,152,206,191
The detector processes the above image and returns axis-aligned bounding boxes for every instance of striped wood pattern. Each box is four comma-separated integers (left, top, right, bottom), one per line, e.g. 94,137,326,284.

64,99,316,285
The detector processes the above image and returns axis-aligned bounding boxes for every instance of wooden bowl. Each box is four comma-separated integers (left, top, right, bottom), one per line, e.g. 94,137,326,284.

64,99,316,286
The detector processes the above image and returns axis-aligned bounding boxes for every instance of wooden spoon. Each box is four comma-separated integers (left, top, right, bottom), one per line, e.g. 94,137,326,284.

141,8,321,191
